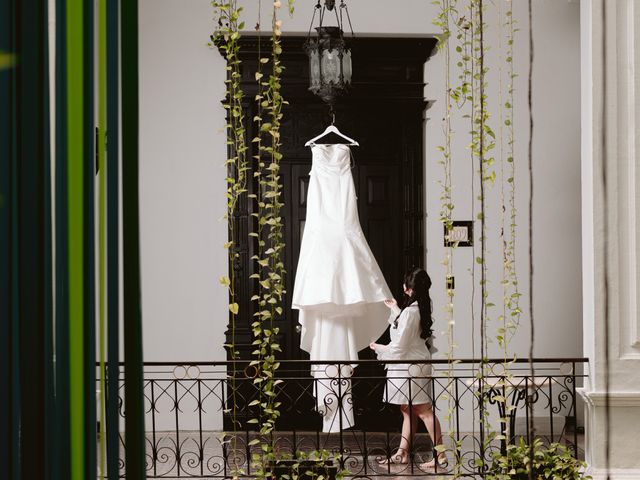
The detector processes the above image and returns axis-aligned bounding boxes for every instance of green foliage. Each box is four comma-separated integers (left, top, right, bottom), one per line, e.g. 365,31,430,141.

0,50,17,70
211,1,248,477
269,450,349,480
211,0,249,361
433,2,527,476
432,0,462,477
249,2,295,478
500,0,521,351
486,438,590,480
493,0,520,451
213,2,343,478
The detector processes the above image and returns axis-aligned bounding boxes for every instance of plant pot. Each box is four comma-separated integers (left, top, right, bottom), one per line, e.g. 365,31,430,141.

269,459,337,480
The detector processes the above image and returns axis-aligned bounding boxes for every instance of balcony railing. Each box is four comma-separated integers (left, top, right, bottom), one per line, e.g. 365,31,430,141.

101,358,587,478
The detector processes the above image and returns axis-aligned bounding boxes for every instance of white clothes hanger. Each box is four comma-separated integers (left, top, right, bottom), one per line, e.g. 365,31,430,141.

305,112,359,147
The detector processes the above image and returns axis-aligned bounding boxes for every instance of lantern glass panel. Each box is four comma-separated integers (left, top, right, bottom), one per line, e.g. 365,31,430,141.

321,49,340,84
342,49,352,84
309,50,321,89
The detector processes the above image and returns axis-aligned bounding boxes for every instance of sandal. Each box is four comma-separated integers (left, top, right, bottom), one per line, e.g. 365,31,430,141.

377,448,409,465
419,454,449,472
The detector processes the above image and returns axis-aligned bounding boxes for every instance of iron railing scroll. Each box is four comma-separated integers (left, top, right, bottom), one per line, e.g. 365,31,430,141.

101,357,586,478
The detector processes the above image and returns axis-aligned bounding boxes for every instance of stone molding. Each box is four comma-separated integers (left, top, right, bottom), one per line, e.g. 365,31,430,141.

578,388,640,407
582,0,640,472
584,468,640,479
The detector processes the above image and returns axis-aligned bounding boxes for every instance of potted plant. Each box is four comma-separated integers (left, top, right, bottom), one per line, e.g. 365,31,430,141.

268,450,343,480
486,438,591,480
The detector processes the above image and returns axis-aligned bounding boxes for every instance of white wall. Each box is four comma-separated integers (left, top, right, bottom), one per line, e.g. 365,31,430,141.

425,0,583,362
139,0,582,365
139,0,228,363
422,0,582,433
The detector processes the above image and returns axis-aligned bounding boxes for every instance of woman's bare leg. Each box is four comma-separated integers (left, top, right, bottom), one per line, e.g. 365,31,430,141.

379,405,414,464
398,404,418,454
413,403,443,445
413,403,447,469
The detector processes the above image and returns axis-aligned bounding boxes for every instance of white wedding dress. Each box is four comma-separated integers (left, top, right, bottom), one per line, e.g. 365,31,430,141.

292,143,392,432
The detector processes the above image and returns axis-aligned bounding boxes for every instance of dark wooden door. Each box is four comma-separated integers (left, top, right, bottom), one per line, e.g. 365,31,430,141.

226,36,437,429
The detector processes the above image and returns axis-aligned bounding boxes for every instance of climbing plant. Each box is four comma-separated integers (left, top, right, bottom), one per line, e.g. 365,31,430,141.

433,0,465,476
210,1,248,476
0,50,16,70
495,0,521,459
247,5,343,478
247,1,287,477
498,0,521,356
434,0,529,474
466,0,500,469
212,2,344,479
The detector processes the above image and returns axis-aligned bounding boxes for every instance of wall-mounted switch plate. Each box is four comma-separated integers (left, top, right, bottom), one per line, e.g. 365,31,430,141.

446,275,455,290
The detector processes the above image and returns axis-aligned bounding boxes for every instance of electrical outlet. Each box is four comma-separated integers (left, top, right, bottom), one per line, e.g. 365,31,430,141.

446,275,455,290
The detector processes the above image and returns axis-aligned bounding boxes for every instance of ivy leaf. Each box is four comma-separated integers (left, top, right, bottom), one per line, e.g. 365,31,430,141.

229,303,239,315
0,51,17,70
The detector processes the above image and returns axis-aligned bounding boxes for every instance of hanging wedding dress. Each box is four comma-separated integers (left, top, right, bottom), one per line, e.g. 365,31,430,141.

292,143,392,433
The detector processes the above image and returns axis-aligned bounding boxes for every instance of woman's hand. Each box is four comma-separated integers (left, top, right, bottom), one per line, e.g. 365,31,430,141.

384,299,397,309
369,342,378,351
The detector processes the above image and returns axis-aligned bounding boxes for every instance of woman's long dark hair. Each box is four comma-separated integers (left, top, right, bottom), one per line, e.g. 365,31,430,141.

396,268,433,339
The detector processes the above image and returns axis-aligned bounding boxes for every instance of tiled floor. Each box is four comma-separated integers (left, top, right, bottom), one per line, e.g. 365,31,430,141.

111,430,584,479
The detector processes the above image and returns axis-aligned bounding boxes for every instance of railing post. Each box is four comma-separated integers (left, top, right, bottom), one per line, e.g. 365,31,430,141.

572,361,578,457
150,380,157,478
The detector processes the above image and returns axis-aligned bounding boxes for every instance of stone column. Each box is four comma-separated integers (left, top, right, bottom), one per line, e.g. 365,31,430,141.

579,0,640,477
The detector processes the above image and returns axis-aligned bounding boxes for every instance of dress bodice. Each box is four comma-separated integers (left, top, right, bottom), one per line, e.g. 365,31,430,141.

305,144,358,233
310,144,351,175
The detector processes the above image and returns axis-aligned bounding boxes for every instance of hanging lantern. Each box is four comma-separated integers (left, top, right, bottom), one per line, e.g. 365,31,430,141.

305,0,354,107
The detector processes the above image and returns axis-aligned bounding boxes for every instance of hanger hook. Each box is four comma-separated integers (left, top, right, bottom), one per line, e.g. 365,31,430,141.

331,112,336,125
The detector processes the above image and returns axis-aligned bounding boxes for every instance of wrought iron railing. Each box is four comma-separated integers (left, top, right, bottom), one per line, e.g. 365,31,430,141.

101,358,587,478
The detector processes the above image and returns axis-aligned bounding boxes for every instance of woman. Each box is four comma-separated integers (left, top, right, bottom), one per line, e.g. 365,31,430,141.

370,268,448,472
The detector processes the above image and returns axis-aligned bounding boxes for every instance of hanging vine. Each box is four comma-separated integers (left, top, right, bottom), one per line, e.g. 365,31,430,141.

210,1,248,477
493,3,521,459
486,1,520,471
433,0,466,475
501,0,521,352
212,2,344,478
433,0,532,473
248,1,287,477
434,0,515,473
469,0,499,469
434,0,529,473
496,2,521,366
